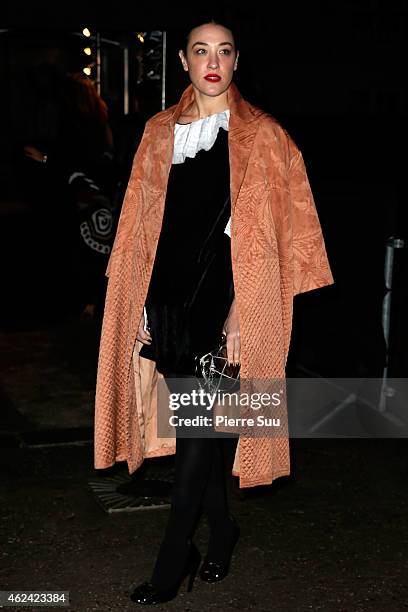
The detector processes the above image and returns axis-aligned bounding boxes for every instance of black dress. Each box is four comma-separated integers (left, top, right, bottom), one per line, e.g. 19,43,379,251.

139,127,234,377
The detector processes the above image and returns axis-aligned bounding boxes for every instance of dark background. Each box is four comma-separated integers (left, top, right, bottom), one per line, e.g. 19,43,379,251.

0,1,407,377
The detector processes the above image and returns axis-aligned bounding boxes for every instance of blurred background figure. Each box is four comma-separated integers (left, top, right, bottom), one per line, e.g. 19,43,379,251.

23,72,117,321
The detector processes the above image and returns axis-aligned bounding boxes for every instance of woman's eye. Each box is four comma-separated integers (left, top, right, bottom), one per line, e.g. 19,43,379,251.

195,48,206,54
220,49,231,55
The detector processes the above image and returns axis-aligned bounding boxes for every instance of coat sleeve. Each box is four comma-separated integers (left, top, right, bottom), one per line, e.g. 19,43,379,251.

288,148,334,295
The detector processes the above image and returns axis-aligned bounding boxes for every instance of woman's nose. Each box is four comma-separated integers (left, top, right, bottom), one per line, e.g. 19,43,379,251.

207,55,219,69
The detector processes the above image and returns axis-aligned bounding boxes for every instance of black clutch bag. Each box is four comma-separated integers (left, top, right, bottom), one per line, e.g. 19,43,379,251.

194,333,240,394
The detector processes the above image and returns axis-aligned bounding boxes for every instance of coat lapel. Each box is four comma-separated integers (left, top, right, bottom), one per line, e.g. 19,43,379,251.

227,84,263,212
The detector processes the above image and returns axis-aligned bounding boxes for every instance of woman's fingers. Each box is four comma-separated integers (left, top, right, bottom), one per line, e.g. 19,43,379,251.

226,331,240,366
136,312,152,345
137,327,152,345
223,300,240,366
233,333,240,366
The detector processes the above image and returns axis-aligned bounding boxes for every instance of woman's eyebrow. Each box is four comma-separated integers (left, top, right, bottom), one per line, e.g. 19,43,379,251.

191,41,233,48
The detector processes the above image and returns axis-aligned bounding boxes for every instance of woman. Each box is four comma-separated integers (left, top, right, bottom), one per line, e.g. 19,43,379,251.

94,20,333,605
24,72,115,320
57,73,116,320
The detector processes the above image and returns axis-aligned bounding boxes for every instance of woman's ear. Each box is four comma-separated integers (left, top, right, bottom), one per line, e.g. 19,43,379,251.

178,50,189,72
234,51,239,71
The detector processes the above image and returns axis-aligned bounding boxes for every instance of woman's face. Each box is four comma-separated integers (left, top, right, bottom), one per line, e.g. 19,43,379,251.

179,23,239,98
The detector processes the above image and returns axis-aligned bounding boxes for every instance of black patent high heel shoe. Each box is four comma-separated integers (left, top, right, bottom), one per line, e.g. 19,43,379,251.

130,540,201,605
199,515,240,583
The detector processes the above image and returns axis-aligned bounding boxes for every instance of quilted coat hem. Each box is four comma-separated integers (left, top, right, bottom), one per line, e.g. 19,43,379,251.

144,446,176,459
232,468,290,488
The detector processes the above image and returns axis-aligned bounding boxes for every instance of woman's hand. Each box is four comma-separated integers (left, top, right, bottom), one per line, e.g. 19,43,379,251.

223,298,240,365
24,145,47,163
136,311,152,345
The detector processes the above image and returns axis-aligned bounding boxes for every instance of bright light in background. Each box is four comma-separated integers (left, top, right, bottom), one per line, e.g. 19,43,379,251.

136,32,145,43
83,66,92,76
83,47,92,56
83,28,91,38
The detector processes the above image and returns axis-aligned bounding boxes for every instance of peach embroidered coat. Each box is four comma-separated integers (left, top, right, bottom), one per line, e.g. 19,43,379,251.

94,82,334,488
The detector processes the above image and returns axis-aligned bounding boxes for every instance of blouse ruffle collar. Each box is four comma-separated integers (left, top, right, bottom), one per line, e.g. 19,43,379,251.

172,109,230,165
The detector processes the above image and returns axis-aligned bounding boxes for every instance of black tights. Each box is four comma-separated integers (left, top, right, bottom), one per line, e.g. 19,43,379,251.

150,433,232,589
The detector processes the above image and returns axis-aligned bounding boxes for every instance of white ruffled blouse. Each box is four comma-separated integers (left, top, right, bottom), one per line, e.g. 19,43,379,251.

172,109,231,238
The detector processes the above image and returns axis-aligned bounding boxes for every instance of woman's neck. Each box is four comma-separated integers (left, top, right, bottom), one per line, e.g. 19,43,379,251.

183,87,229,121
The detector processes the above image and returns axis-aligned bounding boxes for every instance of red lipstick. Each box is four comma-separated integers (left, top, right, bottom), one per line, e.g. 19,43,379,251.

204,74,221,82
